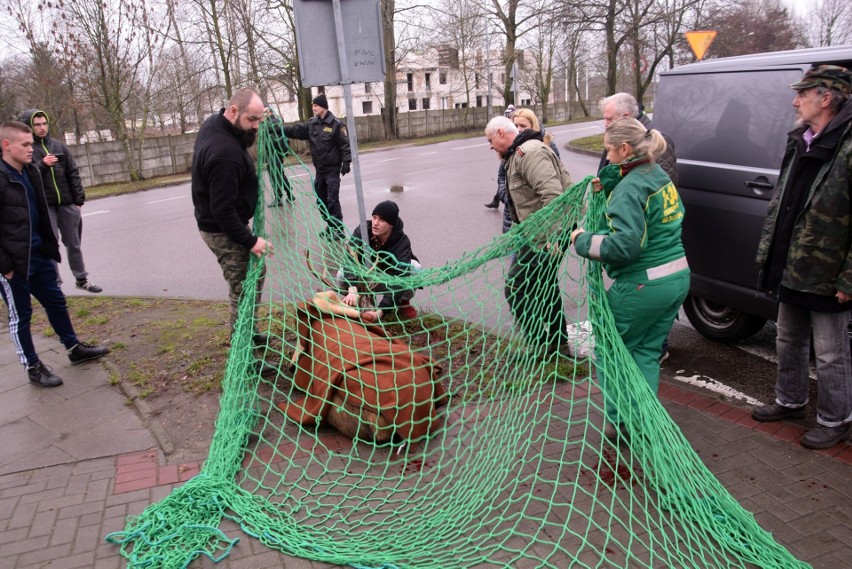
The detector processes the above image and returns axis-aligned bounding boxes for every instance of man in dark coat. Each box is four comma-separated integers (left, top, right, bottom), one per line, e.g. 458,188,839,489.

283,93,351,236
191,88,272,336
20,109,102,292
0,121,109,387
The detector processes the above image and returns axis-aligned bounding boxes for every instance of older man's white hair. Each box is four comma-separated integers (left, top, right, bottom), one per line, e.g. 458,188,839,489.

485,115,519,137
600,92,639,117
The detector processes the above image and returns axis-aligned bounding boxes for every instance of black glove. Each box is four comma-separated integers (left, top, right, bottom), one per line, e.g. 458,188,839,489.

340,162,351,176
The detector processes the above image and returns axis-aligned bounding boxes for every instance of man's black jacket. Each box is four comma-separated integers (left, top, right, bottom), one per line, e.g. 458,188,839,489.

20,109,86,207
283,111,351,170
0,162,61,277
191,111,259,250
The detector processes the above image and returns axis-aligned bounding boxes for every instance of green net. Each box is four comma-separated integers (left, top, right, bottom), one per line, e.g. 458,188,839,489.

106,122,808,568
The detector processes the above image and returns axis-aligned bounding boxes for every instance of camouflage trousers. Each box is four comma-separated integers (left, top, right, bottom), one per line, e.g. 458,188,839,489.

200,230,265,333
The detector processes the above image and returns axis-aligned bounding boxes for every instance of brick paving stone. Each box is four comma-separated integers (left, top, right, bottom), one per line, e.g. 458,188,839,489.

0,495,19,520
16,541,73,566
2,479,46,498
93,556,123,569
74,523,104,554
158,464,180,485
0,474,32,492
49,515,80,546
102,514,130,535
6,500,37,530
18,485,66,505
0,534,50,557
28,507,58,537
59,499,107,520
0,526,28,545
80,510,103,528
114,473,158,494
43,466,73,490
104,487,150,507
102,503,126,520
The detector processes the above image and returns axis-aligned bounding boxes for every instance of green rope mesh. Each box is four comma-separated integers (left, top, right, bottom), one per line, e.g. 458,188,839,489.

106,122,809,569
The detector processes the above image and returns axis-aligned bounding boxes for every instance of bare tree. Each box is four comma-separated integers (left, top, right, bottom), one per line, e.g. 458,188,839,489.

59,0,167,180
629,0,701,102
490,0,538,106
427,0,488,128
521,1,561,122
698,0,803,58
2,0,77,133
801,0,852,47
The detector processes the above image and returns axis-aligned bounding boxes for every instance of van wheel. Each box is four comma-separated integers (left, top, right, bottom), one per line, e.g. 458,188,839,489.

683,294,766,342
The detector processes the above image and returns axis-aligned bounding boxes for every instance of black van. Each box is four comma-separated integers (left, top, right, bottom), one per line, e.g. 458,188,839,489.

653,46,852,342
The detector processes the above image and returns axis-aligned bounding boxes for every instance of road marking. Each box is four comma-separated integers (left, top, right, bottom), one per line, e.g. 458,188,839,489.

549,126,602,135
418,151,438,156
82,210,109,217
146,196,185,204
453,143,489,150
375,157,401,163
673,372,763,406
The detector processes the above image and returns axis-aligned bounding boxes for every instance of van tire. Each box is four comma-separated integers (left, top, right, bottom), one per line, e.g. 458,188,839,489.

683,294,766,343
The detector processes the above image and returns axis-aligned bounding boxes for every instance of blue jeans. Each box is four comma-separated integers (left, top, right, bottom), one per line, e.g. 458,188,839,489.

0,252,79,367
775,302,852,427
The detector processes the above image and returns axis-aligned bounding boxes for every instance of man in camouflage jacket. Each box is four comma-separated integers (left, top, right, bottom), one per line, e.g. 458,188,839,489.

752,65,852,450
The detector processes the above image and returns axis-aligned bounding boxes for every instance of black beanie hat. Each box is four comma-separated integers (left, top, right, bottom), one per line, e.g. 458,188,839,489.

312,93,329,109
372,200,399,226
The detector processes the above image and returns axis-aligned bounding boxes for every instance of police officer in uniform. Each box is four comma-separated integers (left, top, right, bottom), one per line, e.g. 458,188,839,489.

283,94,351,236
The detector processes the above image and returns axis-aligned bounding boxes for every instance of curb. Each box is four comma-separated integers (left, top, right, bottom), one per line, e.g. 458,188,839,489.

566,142,601,158
103,359,176,456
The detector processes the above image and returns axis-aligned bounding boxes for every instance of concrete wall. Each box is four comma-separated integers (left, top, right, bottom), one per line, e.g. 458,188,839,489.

73,102,591,187
72,133,197,188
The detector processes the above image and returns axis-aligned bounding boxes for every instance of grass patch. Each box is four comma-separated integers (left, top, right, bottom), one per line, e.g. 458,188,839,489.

570,133,604,152
86,173,191,200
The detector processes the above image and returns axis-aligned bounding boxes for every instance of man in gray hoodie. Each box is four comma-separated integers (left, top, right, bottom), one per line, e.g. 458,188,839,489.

20,109,102,292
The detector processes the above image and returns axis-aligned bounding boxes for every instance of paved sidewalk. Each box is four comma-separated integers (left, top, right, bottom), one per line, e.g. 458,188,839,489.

0,331,850,568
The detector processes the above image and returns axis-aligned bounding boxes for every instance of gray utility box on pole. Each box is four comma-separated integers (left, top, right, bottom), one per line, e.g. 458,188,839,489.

293,0,386,87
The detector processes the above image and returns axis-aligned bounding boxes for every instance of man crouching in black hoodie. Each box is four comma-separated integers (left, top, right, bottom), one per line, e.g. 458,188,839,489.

338,200,419,322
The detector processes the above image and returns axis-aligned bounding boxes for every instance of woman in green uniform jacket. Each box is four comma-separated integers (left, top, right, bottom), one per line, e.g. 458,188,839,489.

571,116,690,440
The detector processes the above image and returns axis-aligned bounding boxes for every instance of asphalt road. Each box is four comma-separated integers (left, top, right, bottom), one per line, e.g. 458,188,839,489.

61,119,782,409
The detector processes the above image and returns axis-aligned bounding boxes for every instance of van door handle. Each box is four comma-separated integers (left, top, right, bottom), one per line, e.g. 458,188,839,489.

745,179,774,190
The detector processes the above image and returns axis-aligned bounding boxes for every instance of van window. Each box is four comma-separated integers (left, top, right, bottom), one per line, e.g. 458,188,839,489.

654,70,802,170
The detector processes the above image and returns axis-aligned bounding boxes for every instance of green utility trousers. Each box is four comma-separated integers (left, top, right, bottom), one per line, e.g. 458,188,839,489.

601,270,690,424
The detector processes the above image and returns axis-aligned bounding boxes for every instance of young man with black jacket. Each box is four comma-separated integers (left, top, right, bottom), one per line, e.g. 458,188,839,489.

339,201,418,321
0,121,109,387
20,109,102,292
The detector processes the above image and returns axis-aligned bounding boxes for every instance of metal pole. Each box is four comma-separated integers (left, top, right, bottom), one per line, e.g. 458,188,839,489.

331,0,370,246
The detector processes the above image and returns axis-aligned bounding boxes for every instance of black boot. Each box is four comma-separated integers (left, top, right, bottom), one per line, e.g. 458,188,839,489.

485,195,500,209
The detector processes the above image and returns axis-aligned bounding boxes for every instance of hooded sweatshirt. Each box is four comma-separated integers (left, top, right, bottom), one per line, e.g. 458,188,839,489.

19,109,85,207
